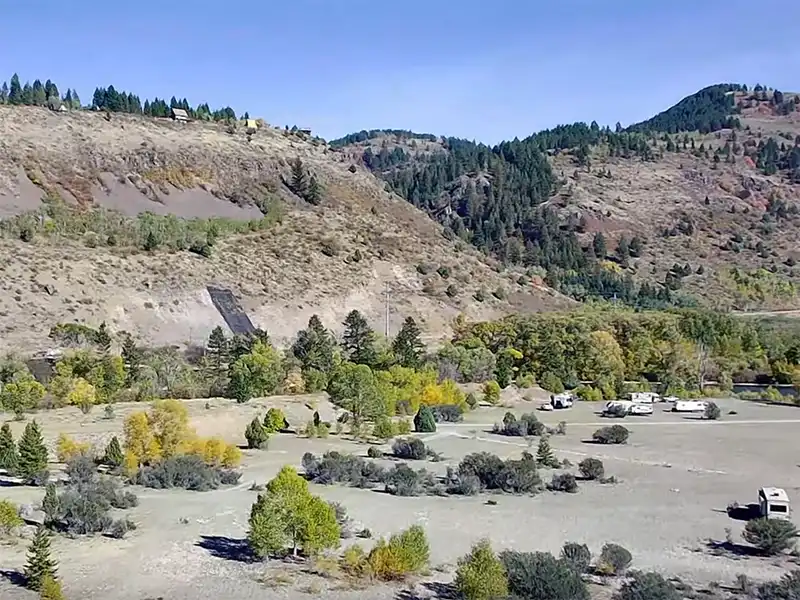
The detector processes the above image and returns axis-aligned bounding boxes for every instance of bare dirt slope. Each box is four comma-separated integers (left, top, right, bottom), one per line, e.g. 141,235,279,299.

0,106,568,353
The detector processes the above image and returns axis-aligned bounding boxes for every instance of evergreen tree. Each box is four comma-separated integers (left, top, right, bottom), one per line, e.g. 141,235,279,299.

392,317,425,368
245,417,269,449
592,232,607,259
0,422,19,473
341,310,378,367
290,158,308,196
536,435,557,467
17,421,48,484
305,175,322,205
41,483,60,527
414,405,436,433
96,321,112,354
8,73,22,104
292,315,336,373
207,326,229,380
121,334,142,385
24,526,57,591
102,436,124,467
0,81,8,103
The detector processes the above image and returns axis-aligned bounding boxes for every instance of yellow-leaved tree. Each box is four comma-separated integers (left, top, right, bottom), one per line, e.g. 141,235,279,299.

65,378,98,412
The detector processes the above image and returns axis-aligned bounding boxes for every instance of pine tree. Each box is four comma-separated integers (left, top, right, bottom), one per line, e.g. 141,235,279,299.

536,435,557,467
24,526,57,591
102,436,124,467
8,73,22,105
96,321,112,354
306,175,322,205
292,315,335,373
290,158,308,196
414,405,436,433
207,326,229,380
244,417,269,449
0,422,19,473
41,483,60,527
592,232,607,259
18,421,48,484
392,317,425,368
121,334,142,385
341,310,377,367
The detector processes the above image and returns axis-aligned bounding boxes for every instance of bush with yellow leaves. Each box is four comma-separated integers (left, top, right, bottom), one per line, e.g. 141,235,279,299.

55,433,92,463
282,369,306,395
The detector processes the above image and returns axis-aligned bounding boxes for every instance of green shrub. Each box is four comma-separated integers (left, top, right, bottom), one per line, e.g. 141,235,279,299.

367,524,430,580
413,406,436,432
396,419,412,435
456,451,541,494
465,392,479,409
134,455,242,491
0,499,23,535
540,371,565,394
592,425,630,444
483,380,501,404
264,408,288,433
756,570,800,600
367,446,382,459
578,458,605,480
517,373,536,389
743,518,798,555
245,417,270,449
302,451,386,489
560,542,591,573
454,538,509,600
614,571,681,600
500,550,589,600
430,404,464,422
575,385,603,402
372,416,396,440
494,412,544,437
383,463,436,497
597,543,632,575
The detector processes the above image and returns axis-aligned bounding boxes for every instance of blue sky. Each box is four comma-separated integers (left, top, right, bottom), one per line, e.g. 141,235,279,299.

2,0,798,143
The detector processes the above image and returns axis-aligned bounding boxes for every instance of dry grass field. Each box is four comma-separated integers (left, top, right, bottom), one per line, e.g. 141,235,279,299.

1,392,799,599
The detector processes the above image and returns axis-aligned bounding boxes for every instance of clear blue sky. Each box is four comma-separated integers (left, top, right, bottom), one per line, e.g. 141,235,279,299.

2,0,798,144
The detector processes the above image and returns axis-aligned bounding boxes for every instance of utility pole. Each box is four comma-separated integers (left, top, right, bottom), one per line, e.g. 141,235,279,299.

384,282,390,338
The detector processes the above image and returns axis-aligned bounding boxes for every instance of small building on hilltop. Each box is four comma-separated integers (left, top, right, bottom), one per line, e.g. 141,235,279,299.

170,107,190,122
244,118,258,131
298,127,312,136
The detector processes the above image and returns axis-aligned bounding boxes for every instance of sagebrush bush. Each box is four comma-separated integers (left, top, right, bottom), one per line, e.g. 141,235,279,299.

108,518,137,539
367,446,383,459
302,451,386,488
391,437,427,460
430,404,463,422
743,518,798,555
592,425,630,445
757,570,800,600
384,464,437,497
597,543,632,575
500,550,589,600
372,416,396,440
456,451,541,494
578,458,605,480
454,538,508,600
548,473,578,493
560,542,591,573
614,571,681,600
494,412,545,437
704,401,721,420
134,455,242,491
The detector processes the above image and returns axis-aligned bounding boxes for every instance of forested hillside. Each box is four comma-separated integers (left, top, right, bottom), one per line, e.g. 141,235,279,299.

332,84,800,311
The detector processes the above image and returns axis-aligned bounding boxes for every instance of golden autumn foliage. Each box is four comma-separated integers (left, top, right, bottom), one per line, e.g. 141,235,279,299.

55,433,92,462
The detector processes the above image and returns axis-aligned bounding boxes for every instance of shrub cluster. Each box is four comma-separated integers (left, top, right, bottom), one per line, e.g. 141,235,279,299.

134,455,242,491
743,518,798,555
429,404,463,422
448,451,542,495
49,455,139,536
596,542,633,575
578,458,605,480
302,451,386,489
391,437,436,461
592,425,630,444
547,473,578,493
493,412,545,437
501,550,589,600
341,525,430,581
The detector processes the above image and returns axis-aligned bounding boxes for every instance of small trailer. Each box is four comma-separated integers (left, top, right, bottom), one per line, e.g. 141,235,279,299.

551,392,574,410
629,392,659,404
759,487,791,520
671,400,707,413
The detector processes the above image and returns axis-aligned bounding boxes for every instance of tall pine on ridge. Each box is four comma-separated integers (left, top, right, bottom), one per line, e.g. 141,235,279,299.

392,317,425,369
341,310,377,367
24,526,58,591
17,420,48,483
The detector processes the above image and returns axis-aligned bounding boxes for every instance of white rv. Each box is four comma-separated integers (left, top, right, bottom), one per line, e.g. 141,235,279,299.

629,392,659,404
759,487,791,520
671,400,707,413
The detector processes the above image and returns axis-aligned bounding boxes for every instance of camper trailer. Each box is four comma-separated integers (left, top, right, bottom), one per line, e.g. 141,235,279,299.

551,392,574,410
758,487,791,520
629,391,659,404
671,400,707,413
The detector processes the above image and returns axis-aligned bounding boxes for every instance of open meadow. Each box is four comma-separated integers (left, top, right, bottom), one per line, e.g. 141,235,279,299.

1,392,799,599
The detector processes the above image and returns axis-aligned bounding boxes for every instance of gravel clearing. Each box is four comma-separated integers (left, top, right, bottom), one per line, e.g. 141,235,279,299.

1,395,798,599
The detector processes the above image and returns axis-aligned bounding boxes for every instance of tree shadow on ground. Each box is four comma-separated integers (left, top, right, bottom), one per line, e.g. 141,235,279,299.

726,503,761,522
195,535,256,563
705,538,761,558
395,581,457,600
0,569,26,588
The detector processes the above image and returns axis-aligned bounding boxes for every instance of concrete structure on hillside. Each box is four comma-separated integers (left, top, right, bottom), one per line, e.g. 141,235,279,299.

170,107,190,122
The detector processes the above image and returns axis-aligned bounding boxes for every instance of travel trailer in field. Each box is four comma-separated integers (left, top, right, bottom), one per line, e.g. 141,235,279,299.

759,487,791,520
629,392,659,404
671,400,707,413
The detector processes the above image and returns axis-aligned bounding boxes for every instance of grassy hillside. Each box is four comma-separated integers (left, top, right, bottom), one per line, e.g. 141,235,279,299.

331,84,800,311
